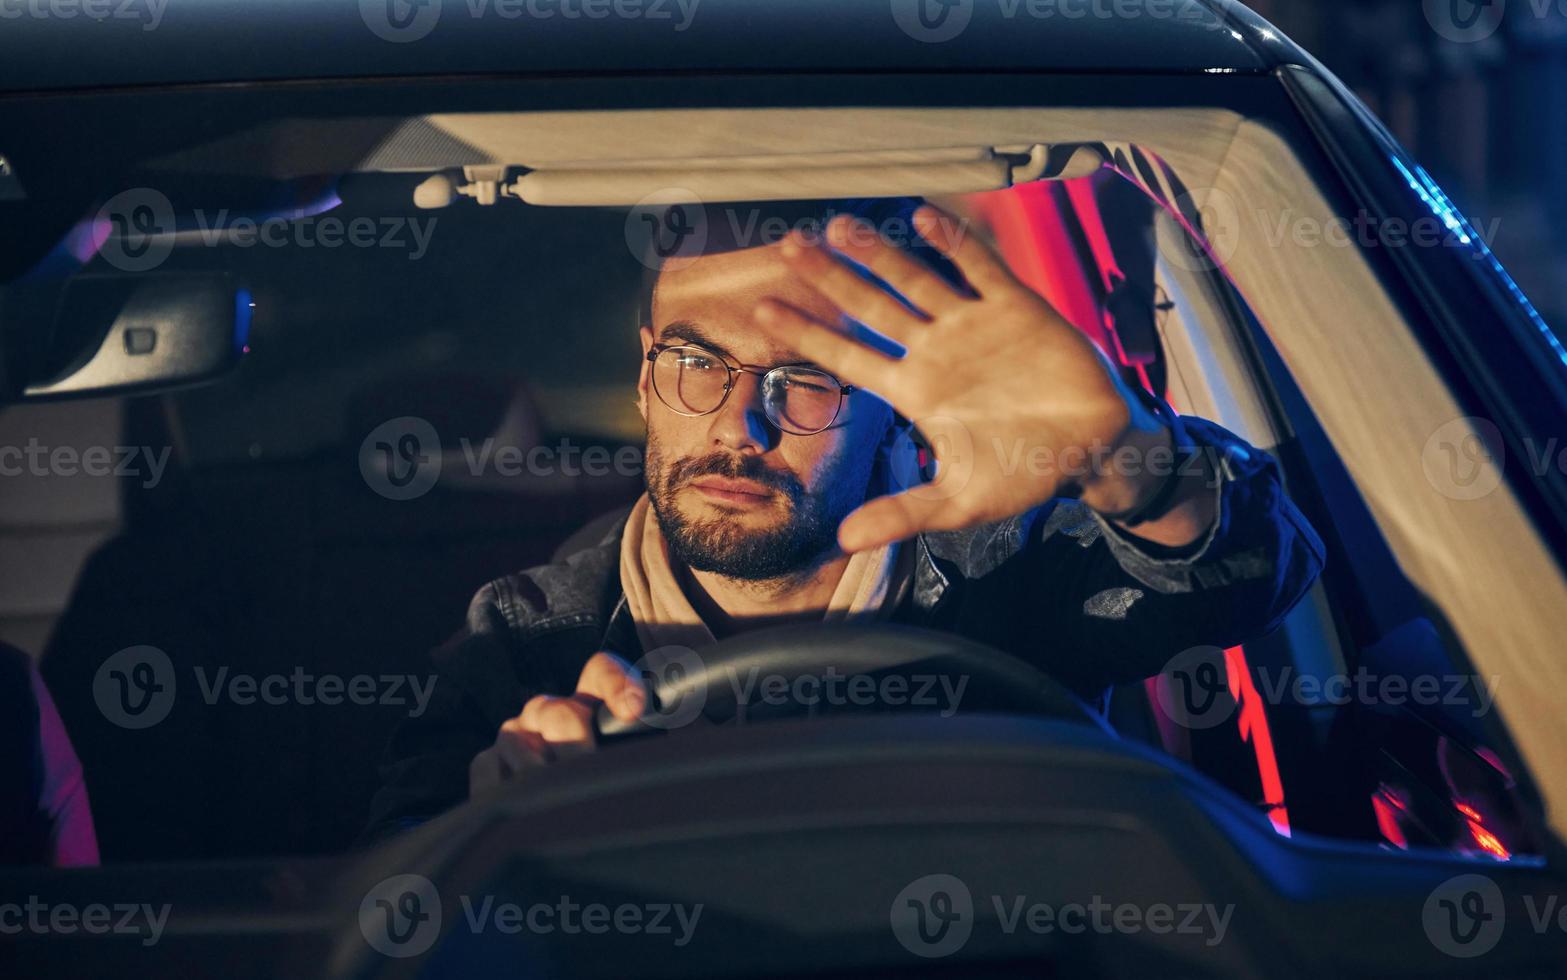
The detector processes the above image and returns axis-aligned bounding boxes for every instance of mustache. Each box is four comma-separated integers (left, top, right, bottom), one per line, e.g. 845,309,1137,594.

670,452,803,500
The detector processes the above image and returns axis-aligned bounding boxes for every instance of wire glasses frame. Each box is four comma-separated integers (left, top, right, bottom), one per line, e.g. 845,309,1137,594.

646,343,857,436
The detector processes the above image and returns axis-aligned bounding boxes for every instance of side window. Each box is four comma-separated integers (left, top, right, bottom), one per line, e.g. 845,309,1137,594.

1149,191,1542,859
978,165,1543,857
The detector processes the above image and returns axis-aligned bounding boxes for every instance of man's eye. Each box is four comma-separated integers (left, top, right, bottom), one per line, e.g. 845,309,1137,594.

677,355,716,370
782,376,831,394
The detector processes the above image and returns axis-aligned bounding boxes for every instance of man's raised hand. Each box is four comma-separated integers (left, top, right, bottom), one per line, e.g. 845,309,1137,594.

752,205,1171,553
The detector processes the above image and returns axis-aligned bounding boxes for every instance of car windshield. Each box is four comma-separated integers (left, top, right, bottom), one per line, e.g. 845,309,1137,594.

2,82,1563,978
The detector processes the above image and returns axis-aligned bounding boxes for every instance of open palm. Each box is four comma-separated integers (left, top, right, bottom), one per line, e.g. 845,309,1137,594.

752,206,1152,553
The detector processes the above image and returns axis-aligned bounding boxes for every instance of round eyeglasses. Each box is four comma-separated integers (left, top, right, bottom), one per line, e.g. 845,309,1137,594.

647,343,856,436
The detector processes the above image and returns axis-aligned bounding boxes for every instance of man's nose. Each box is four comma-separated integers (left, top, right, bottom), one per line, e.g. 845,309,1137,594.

706,371,775,454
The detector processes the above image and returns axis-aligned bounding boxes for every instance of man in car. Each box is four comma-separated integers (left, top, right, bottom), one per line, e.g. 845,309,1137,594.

366,198,1324,838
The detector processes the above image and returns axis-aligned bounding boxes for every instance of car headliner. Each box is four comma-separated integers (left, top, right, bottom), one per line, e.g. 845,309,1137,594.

0,0,1307,95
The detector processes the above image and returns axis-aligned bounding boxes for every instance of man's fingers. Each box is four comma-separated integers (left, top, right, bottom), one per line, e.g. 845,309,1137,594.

752,299,900,396
837,489,956,554
910,206,1015,295
519,695,595,745
493,718,552,770
470,721,551,795
476,663,641,793
574,651,646,722
778,231,929,344
821,215,972,316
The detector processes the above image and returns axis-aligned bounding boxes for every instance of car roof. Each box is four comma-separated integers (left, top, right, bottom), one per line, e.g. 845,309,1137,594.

0,0,1305,95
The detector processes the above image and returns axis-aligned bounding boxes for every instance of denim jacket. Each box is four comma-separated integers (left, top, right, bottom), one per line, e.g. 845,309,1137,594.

365,416,1324,840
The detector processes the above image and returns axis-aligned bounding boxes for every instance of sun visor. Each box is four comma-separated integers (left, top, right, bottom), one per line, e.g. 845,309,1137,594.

407,144,1107,209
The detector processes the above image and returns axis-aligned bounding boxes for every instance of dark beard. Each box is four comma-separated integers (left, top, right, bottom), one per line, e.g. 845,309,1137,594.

646,441,848,582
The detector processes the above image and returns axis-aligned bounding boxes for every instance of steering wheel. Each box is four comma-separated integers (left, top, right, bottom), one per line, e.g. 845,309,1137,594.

595,623,1108,740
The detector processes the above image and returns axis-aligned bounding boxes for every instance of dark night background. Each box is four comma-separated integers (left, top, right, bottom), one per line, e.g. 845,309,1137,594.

1247,0,1567,333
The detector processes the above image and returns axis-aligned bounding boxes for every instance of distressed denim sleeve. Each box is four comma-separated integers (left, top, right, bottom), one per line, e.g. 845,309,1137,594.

1024,416,1325,695
1094,418,1319,602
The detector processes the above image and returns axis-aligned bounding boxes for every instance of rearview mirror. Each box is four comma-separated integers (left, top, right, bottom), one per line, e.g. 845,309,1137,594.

2,274,249,402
